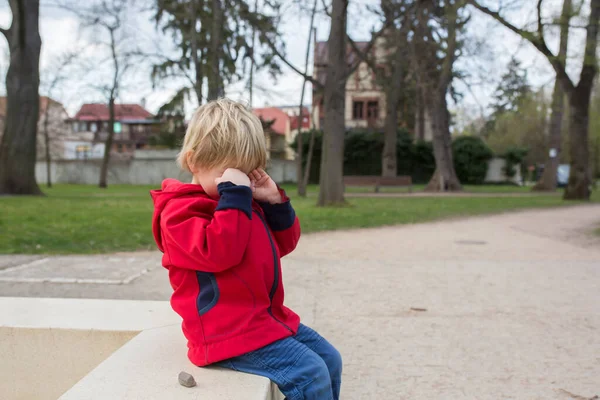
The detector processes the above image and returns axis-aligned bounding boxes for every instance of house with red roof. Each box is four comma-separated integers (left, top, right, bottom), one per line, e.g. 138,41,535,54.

253,106,311,160
312,39,387,131
69,103,162,158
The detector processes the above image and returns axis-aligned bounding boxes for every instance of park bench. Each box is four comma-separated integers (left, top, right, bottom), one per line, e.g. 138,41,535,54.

343,175,413,193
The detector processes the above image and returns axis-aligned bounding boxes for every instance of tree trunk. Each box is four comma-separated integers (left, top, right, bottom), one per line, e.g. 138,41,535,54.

99,26,120,189
382,89,399,177
190,0,203,105
564,89,592,199
420,1,462,191
533,79,564,191
43,102,52,188
302,127,316,190
207,0,223,101
563,0,600,200
318,0,348,206
415,87,425,141
594,132,600,182
99,97,116,188
381,39,405,178
296,3,317,197
425,90,461,191
532,0,572,192
296,82,306,196
248,0,258,106
0,0,42,195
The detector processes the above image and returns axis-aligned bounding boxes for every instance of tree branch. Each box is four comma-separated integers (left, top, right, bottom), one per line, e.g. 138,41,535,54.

227,0,322,89
537,0,544,39
467,0,575,94
0,27,9,39
321,0,331,17
347,36,377,72
346,22,392,78
439,4,459,92
264,35,323,89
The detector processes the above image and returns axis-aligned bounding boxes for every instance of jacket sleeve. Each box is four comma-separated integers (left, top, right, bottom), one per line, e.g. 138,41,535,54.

259,188,301,257
161,183,253,272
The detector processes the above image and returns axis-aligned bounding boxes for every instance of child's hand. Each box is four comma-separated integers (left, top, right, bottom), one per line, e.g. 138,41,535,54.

215,168,251,187
249,169,282,204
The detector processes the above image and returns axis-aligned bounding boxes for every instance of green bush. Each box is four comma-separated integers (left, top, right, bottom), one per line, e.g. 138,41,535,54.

148,131,181,149
452,136,494,184
410,140,436,183
344,131,384,176
502,147,529,179
291,129,436,184
292,130,323,184
292,131,499,186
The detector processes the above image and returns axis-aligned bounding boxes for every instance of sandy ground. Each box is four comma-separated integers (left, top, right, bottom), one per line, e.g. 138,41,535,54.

1,205,599,399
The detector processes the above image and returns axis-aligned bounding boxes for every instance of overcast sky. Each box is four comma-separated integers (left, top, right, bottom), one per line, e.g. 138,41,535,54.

0,0,589,123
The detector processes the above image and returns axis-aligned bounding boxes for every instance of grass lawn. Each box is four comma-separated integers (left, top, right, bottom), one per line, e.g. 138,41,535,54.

0,184,596,255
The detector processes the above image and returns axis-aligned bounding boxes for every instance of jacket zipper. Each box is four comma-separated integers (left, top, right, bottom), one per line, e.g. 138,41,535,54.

254,210,293,333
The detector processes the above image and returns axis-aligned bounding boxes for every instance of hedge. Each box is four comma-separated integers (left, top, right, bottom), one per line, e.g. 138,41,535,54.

292,130,494,185
452,136,494,184
292,130,436,184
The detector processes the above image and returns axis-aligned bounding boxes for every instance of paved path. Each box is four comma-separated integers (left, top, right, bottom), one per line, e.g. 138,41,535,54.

1,205,599,399
345,191,561,198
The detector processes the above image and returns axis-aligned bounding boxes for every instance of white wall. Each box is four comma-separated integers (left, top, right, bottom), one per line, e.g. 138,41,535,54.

36,151,298,185
63,141,105,160
485,157,523,185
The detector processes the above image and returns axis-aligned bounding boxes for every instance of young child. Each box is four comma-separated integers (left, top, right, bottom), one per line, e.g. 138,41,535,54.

151,99,342,399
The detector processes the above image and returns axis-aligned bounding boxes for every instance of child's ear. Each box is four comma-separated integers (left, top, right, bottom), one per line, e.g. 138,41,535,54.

186,152,199,174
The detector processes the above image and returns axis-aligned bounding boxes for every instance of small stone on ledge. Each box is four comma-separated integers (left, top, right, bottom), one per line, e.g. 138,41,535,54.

178,371,197,388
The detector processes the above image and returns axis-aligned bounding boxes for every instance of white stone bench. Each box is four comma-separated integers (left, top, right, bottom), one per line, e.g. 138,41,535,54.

0,297,283,400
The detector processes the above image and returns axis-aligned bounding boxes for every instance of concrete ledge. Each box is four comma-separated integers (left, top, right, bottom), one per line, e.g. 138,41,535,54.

59,324,283,400
1,297,283,400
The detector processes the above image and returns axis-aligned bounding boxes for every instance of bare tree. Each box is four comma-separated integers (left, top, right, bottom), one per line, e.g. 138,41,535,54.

353,0,465,189
59,0,136,188
532,0,572,191
318,2,387,205
415,0,465,192
0,0,42,195
469,0,600,200
296,0,318,197
376,0,411,178
40,52,78,188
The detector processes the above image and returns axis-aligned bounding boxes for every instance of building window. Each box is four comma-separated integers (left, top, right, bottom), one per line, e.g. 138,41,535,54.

73,122,79,133
367,101,379,119
114,122,122,134
90,122,98,133
352,101,365,120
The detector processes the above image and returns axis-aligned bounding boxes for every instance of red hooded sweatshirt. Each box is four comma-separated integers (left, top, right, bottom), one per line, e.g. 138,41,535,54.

151,179,301,366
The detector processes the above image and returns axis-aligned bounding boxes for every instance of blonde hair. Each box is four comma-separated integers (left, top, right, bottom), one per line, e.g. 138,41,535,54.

178,98,267,173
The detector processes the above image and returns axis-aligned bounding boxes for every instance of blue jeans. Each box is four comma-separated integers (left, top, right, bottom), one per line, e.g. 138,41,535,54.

217,324,342,400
